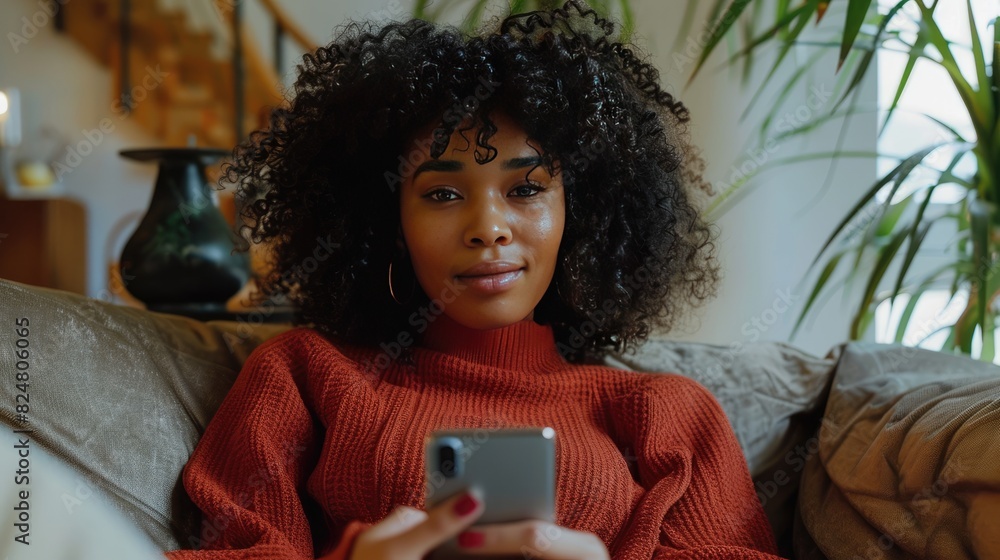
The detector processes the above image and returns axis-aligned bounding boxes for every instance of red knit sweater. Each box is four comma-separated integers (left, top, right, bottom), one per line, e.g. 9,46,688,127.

164,313,780,559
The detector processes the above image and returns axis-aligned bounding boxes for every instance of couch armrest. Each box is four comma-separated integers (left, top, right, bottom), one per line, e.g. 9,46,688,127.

0,279,290,550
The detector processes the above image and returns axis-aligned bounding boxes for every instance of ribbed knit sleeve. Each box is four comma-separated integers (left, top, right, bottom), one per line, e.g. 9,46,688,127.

163,337,368,560
609,374,782,560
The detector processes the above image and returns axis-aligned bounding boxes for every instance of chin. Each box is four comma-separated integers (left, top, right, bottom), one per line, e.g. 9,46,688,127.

452,303,535,330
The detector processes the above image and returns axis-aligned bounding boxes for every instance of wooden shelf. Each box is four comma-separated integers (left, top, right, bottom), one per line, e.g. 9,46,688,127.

0,197,87,295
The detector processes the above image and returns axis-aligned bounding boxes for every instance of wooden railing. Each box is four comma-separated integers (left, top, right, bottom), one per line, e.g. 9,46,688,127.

56,0,319,149
214,0,318,141
259,0,316,74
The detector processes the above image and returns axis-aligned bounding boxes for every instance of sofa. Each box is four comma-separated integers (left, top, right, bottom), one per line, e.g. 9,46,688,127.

0,277,997,559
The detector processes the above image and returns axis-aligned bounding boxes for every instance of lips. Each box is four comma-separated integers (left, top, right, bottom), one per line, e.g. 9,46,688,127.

456,261,525,278
455,268,525,294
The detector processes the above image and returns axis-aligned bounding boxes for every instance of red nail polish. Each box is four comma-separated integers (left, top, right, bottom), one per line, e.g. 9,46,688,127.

458,531,485,548
453,492,478,516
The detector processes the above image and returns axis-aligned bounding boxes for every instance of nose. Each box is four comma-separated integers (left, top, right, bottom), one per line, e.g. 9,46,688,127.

465,198,512,247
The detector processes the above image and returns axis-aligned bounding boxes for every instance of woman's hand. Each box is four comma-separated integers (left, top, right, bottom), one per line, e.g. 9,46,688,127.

453,518,610,559
349,487,487,560
348,487,610,560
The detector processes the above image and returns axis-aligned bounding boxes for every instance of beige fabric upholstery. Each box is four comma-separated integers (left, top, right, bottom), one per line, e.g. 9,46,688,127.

0,279,288,550
794,342,1000,559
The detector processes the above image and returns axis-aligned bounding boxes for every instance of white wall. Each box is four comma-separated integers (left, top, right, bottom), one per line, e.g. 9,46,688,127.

0,0,160,301
0,0,876,357
634,0,879,357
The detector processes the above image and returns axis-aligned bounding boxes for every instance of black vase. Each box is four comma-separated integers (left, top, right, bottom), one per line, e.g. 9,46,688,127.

118,148,250,313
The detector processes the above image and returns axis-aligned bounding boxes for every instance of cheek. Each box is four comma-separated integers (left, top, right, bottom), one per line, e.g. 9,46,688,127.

541,197,566,250
401,198,434,244
539,217,563,248
524,205,565,271
401,211,452,281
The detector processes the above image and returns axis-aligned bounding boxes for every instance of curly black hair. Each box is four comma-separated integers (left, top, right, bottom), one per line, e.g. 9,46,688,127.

227,0,721,365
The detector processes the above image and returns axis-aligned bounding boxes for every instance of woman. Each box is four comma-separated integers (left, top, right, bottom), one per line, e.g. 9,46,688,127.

165,1,781,558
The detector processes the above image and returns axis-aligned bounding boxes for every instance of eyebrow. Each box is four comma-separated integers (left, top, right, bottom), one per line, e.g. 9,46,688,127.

410,156,543,183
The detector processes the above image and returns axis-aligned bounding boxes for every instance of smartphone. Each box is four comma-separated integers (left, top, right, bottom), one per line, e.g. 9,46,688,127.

424,426,556,560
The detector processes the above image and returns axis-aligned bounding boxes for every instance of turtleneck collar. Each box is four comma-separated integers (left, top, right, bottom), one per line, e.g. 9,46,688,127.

415,312,567,373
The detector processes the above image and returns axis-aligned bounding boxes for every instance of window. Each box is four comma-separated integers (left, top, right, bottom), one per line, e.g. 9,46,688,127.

872,0,998,361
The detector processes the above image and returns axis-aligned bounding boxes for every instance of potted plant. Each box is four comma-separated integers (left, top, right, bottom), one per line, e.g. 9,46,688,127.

682,0,998,360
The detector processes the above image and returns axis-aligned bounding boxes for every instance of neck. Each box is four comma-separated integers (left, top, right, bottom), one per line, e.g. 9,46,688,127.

417,312,566,372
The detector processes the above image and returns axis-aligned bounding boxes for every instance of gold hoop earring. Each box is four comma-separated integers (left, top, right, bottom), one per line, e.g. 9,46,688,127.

388,259,416,305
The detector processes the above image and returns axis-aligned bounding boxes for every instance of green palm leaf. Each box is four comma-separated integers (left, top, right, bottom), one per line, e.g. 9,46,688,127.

851,219,911,339
832,0,909,112
890,148,971,307
791,249,847,339
878,36,922,136
686,0,759,87
967,191,992,357
838,0,872,71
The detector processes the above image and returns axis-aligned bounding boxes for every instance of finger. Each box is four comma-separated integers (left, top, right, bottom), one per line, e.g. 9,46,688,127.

362,505,428,540
456,520,607,559
394,487,485,553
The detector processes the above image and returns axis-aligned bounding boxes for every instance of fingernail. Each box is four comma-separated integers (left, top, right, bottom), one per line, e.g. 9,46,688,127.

458,531,485,548
452,492,479,516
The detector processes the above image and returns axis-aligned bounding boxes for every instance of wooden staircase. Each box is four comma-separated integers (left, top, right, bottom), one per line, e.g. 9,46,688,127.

60,0,316,149
54,0,319,310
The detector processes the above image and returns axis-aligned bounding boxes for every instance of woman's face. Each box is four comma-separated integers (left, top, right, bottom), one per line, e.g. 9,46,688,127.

399,112,565,330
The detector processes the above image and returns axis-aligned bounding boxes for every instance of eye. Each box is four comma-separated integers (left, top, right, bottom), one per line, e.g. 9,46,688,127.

511,183,546,197
423,188,460,202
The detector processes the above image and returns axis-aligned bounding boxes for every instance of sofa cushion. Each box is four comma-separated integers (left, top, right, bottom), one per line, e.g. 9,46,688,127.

794,341,1000,560
0,279,289,550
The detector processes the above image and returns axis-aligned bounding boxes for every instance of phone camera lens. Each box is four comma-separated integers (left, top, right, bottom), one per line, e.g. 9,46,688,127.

439,445,456,477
